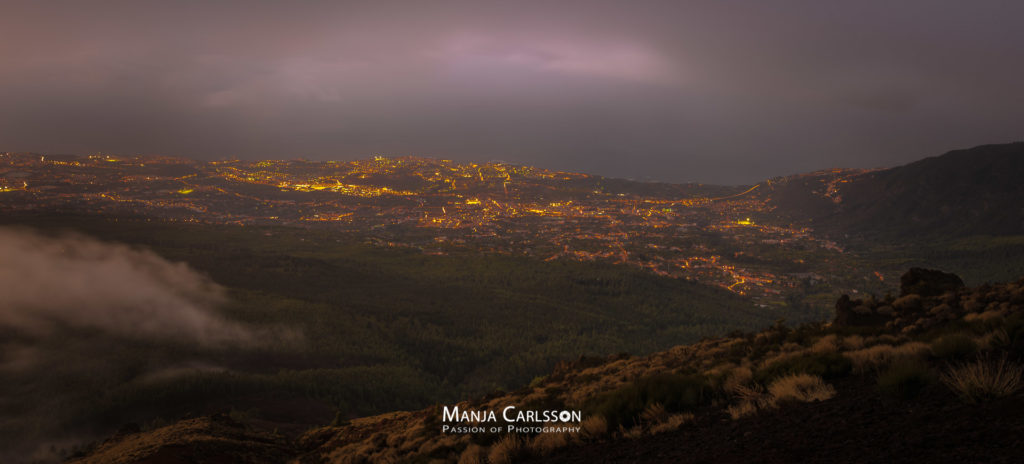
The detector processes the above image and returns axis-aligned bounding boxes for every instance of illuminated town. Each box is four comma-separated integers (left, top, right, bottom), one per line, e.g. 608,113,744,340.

0,152,881,306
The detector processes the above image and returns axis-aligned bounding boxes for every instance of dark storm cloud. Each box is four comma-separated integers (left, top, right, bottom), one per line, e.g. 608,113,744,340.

1,0,1022,184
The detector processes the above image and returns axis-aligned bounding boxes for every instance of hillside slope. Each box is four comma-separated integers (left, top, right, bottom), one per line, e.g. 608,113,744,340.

1,213,797,463
70,270,1024,463
764,142,1024,240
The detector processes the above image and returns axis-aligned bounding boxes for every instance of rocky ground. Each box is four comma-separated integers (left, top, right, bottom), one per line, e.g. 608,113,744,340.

529,375,1024,464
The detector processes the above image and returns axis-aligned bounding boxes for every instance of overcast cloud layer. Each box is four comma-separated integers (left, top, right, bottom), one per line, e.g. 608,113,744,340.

1,0,1022,184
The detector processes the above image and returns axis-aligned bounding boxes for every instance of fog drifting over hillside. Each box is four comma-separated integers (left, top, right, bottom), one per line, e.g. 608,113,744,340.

0,228,294,462
0,227,253,347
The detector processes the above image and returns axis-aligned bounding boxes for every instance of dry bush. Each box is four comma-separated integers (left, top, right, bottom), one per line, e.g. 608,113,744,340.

727,401,758,420
810,334,840,353
893,342,931,358
759,350,804,371
457,444,486,464
331,447,372,464
767,374,836,404
384,429,404,448
619,424,645,439
978,329,1011,350
979,310,1007,321
732,383,772,409
845,342,929,374
649,413,693,435
877,359,935,399
841,335,866,350
756,351,851,382
487,435,524,464
703,362,735,379
578,415,608,440
846,344,897,373
930,333,978,358
892,294,922,311
864,334,899,347
726,383,773,420
722,365,754,393
372,449,400,464
528,432,570,456
639,402,668,424
780,342,804,352
415,434,459,457
396,436,425,453
942,355,1024,403
964,310,1004,323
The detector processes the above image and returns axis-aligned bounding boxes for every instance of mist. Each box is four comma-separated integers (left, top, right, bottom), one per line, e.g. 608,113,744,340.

0,228,293,462
0,227,253,346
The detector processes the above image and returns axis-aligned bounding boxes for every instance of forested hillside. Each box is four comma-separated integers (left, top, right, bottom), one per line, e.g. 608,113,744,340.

0,213,801,461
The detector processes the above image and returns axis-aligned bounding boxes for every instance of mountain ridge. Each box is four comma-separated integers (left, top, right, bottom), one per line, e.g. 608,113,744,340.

762,142,1024,240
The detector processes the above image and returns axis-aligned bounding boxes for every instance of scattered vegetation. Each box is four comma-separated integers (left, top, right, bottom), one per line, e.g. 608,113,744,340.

767,374,836,404
486,435,525,464
877,359,935,399
53,264,1024,463
845,341,930,374
585,373,711,429
942,355,1023,403
1,214,806,459
930,333,979,359
755,352,852,383
527,432,570,456
456,444,486,464
649,413,694,435
725,373,835,420
578,415,608,440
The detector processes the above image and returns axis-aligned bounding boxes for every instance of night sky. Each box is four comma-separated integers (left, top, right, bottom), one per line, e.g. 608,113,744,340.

2,1,1022,184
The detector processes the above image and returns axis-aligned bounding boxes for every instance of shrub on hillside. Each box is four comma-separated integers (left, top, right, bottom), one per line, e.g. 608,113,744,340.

457,444,486,464
877,359,935,399
994,312,1024,349
585,373,710,429
845,342,931,374
649,413,694,435
767,374,836,404
930,333,978,359
577,415,608,440
727,400,758,420
942,355,1023,403
727,374,834,420
528,432,570,456
721,365,754,393
486,435,524,464
756,352,852,383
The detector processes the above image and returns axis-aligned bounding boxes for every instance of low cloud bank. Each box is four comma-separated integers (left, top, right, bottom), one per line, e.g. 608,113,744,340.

0,227,296,462
0,227,253,346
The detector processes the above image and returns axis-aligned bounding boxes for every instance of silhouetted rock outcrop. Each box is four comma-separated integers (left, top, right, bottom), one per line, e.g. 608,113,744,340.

900,268,964,297
833,294,890,327
834,268,965,328
831,268,1024,335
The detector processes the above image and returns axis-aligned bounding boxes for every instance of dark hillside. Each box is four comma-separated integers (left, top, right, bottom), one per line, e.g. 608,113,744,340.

766,142,1024,240
0,213,796,462
69,270,1024,463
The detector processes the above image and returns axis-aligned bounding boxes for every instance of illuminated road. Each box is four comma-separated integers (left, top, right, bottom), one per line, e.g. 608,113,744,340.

709,183,761,202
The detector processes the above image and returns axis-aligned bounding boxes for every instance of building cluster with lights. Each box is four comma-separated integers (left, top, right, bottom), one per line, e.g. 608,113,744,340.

1,153,874,305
